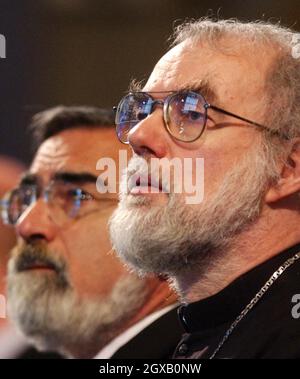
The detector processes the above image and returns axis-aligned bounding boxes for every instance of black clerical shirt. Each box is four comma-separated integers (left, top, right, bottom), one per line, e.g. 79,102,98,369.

174,244,300,359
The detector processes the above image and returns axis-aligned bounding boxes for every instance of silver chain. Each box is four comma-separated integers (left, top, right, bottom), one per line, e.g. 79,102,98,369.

209,252,300,359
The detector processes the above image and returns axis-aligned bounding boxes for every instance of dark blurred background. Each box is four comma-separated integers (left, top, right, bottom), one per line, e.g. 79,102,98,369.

0,0,299,164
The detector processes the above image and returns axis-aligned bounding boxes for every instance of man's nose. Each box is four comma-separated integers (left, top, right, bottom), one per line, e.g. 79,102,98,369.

128,109,169,159
15,199,57,243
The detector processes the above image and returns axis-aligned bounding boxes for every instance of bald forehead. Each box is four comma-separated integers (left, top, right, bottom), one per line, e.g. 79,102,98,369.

145,38,276,108
145,42,191,89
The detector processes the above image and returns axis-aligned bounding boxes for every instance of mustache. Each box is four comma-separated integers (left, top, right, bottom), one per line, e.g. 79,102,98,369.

10,243,69,287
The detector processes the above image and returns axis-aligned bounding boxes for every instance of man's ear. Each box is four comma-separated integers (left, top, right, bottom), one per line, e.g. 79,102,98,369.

265,139,300,204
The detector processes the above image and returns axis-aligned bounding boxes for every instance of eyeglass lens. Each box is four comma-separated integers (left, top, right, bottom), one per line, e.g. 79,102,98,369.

115,91,207,143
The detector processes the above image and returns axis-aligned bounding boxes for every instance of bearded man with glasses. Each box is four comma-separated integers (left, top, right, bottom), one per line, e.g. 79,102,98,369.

110,19,300,359
1,106,180,359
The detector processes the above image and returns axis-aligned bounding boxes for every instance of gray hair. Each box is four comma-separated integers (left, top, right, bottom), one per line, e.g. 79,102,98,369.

171,19,300,170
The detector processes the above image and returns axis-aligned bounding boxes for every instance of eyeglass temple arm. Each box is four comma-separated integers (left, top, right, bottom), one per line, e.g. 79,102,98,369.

207,104,268,129
207,104,290,140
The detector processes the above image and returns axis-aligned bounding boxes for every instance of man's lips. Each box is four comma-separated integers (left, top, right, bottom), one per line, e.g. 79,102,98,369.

128,175,165,194
17,259,57,273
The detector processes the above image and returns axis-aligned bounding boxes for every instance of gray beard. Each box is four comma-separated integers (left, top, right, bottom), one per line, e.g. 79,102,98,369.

109,146,277,278
7,245,148,358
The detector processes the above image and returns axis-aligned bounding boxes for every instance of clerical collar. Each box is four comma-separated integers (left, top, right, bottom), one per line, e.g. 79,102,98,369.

178,243,300,333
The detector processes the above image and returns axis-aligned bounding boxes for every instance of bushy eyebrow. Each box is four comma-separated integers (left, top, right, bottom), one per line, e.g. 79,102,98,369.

52,171,97,184
128,79,144,93
19,172,38,186
128,77,219,104
19,171,98,187
175,79,219,104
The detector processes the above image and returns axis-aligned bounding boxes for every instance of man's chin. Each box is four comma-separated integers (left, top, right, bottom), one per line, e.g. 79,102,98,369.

12,270,64,297
7,273,70,351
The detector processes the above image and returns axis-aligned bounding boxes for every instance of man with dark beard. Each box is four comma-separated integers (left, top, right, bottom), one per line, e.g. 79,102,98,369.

3,106,180,359
110,19,300,358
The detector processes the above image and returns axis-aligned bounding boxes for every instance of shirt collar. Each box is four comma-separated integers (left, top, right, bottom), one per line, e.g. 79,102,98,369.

94,303,178,359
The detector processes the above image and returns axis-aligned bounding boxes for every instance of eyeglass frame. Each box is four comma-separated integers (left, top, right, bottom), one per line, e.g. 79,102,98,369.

114,90,289,144
0,180,108,226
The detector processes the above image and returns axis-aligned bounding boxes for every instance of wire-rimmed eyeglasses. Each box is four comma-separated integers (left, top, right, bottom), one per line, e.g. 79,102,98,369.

114,90,286,144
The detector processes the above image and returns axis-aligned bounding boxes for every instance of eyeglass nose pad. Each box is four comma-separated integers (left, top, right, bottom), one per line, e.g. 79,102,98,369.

43,188,50,204
31,190,38,203
70,189,82,217
147,99,165,124
151,99,164,112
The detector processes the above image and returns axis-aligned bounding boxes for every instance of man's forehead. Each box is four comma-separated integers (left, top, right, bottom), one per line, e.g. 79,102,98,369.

30,136,70,174
30,127,122,178
144,39,272,106
144,42,197,91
